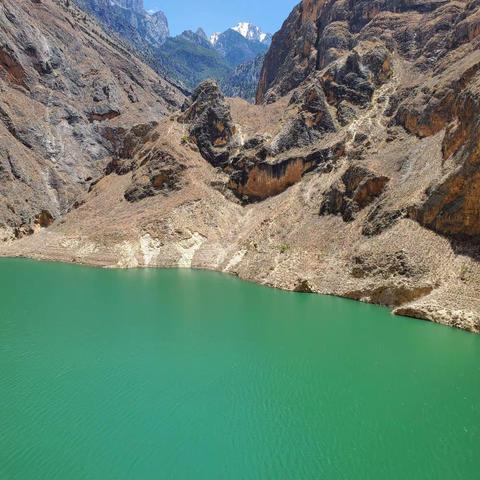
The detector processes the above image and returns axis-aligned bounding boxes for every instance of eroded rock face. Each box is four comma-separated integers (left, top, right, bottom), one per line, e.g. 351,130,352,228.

256,1,318,103
320,166,389,222
124,150,185,202
180,80,235,166
271,79,337,154
321,46,392,107
257,0,466,103
229,140,345,201
257,0,480,242
104,122,159,174
180,78,346,202
351,250,426,280
0,0,183,236
413,78,480,239
73,0,169,48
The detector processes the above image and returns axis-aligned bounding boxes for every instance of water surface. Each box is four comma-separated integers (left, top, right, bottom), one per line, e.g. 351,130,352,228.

1,259,479,479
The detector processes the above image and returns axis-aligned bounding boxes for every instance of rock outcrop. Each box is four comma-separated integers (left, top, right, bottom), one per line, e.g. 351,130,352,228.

229,139,345,201
271,79,337,154
320,166,390,222
124,150,186,202
180,79,345,202
180,80,235,166
413,70,480,239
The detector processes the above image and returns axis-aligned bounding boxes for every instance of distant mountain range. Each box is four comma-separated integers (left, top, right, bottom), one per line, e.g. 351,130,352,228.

73,0,271,101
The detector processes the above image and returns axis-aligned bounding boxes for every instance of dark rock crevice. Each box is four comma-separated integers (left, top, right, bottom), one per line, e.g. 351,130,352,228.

320,165,390,222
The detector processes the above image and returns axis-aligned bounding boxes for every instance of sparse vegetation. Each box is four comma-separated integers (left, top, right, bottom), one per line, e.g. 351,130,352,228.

460,264,471,282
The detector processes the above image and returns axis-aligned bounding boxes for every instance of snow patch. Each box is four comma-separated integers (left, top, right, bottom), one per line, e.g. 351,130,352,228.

231,22,269,43
232,22,252,38
210,32,220,45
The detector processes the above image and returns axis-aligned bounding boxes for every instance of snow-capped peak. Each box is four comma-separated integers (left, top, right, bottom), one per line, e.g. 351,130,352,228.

210,32,220,46
232,22,268,43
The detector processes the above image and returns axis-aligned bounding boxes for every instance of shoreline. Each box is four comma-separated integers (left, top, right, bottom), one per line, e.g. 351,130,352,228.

2,250,478,335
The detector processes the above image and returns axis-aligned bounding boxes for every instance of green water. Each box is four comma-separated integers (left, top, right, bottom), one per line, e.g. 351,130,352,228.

0,259,479,479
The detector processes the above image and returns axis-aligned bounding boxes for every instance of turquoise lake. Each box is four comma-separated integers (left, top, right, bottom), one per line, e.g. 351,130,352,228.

0,258,479,479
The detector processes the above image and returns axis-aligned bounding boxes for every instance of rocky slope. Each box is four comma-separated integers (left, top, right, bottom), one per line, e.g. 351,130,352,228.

73,0,169,48
221,55,266,102
1,0,480,333
0,0,183,238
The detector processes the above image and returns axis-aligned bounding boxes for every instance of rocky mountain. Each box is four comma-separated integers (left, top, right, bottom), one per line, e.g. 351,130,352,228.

0,0,183,237
210,28,269,67
2,0,480,333
212,22,272,47
153,23,272,93
231,22,272,44
73,0,169,48
157,29,231,91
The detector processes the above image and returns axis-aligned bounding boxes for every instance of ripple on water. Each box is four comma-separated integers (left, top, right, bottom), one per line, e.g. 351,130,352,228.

0,259,479,480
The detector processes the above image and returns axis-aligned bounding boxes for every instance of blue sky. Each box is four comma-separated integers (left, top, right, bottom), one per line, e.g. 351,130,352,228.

144,0,299,36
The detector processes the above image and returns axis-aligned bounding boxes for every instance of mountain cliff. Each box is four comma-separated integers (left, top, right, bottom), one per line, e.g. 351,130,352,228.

221,55,265,102
2,0,480,332
0,0,183,237
74,0,169,48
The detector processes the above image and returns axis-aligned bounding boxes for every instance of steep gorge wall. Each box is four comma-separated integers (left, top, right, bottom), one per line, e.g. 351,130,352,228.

0,0,183,237
256,0,480,241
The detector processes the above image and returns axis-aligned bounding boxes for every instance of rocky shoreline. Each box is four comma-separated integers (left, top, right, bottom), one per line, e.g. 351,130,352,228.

1,210,478,334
